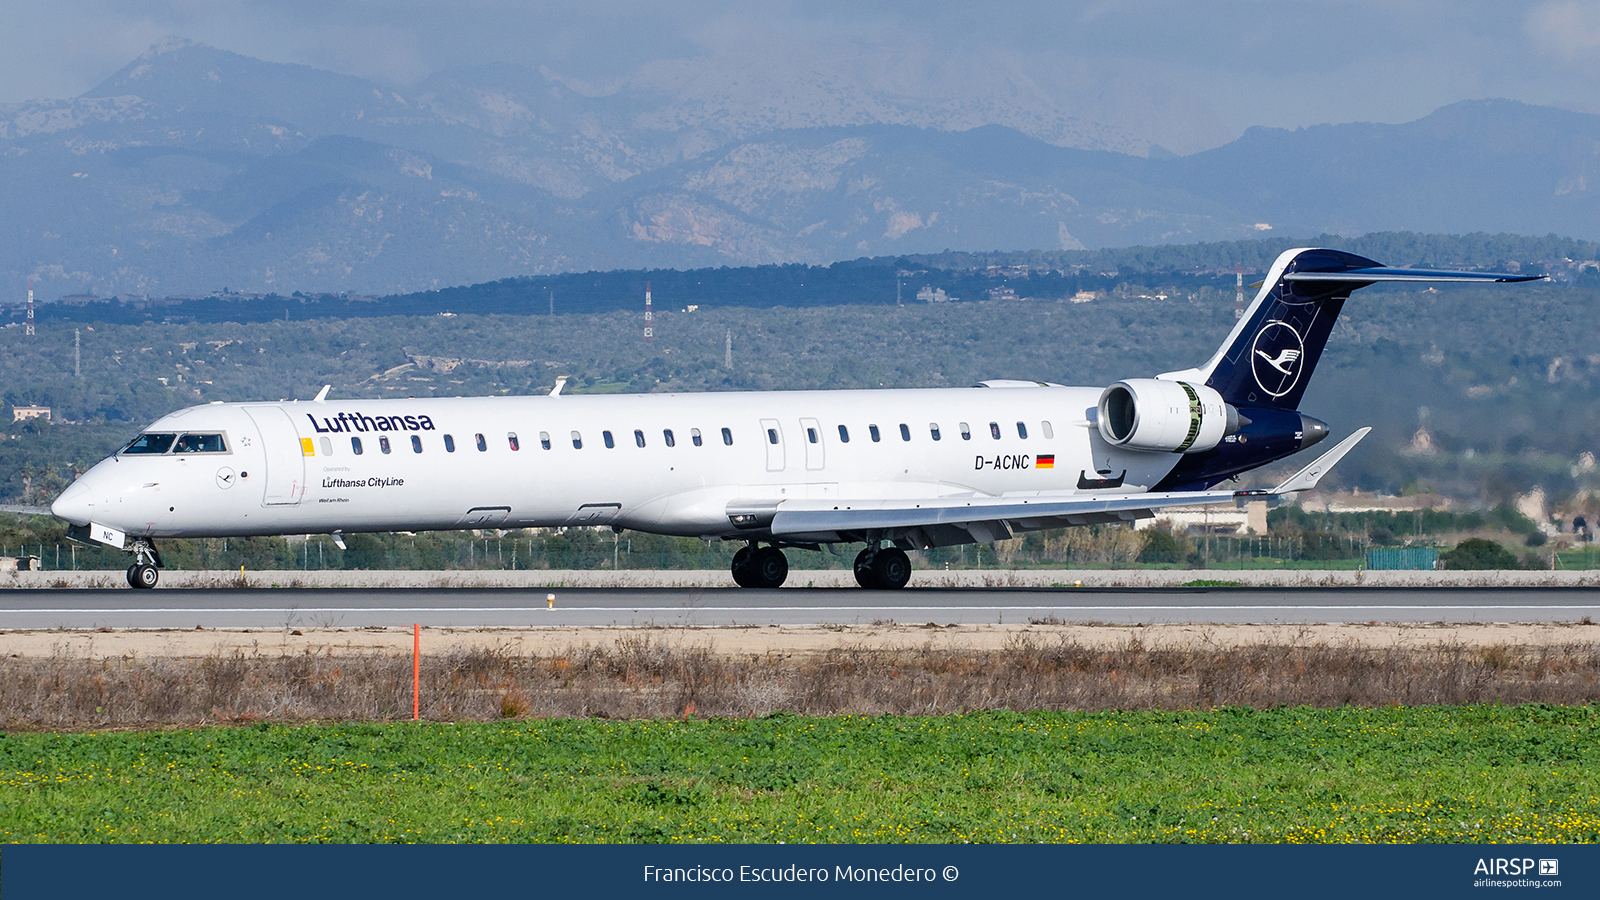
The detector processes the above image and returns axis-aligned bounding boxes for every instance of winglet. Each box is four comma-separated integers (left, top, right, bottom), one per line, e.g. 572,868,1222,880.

549,376,569,397
1270,427,1371,494
313,384,331,403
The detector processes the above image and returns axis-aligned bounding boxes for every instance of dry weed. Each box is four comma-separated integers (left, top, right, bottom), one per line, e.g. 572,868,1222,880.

1,636,1597,729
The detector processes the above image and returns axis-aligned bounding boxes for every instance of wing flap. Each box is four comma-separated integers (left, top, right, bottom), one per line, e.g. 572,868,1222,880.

768,488,1240,537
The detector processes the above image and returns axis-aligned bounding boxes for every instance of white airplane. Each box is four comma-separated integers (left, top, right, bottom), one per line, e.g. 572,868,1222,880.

50,248,1540,589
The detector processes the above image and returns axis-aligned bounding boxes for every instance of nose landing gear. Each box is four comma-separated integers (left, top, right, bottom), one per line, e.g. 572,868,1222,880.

730,543,790,588
123,540,163,589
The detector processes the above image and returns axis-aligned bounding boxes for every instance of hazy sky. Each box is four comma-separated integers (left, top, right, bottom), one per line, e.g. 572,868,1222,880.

3,0,1599,140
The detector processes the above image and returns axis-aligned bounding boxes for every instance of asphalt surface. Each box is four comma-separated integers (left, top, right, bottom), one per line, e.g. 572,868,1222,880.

2,586,1597,629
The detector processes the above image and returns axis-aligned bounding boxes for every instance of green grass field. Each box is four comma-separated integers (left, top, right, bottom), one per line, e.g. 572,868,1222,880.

3,706,1596,844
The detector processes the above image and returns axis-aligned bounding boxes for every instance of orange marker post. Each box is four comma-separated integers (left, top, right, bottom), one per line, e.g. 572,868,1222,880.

413,623,421,720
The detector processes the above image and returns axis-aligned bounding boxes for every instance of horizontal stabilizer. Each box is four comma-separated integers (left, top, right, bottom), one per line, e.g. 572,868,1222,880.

1283,268,1544,284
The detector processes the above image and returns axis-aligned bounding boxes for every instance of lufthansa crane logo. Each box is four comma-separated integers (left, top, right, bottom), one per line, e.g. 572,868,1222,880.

1250,320,1305,398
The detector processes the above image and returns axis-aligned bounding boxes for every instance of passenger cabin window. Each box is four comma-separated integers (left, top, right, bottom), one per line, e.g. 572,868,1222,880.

603,431,615,449
989,422,1001,440
929,423,941,441
806,427,818,444
411,435,423,453
319,437,333,456
379,436,392,454
960,422,972,441
838,424,850,443
899,423,911,442
351,437,364,455
475,433,487,452
691,428,703,446
1016,421,1029,439
869,425,881,442
721,427,733,445
634,429,646,448
663,429,675,447
766,428,779,445
571,431,583,449
174,433,227,453
1041,421,1054,439
122,433,176,454
539,431,551,450
443,434,456,453
507,432,520,451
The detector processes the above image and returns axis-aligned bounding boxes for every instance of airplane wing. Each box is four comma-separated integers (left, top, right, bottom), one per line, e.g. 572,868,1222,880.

750,428,1370,546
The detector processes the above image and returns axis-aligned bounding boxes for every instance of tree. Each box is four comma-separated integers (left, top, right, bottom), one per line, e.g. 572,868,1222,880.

1441,538,1521,570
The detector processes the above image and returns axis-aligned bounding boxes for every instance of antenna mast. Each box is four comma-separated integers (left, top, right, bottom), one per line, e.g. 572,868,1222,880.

724,330,733,369
1234,265,1244,320
25,279,35,336
644,281,653,344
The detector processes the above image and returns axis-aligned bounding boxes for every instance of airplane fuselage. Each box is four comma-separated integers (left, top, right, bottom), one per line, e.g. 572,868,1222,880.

55,385,1228,541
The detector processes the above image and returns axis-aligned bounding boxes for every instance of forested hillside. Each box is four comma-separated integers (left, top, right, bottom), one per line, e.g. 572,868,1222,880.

17,231,1600,327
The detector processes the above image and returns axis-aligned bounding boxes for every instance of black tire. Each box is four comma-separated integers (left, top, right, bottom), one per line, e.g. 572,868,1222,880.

126,565,140,589
853,547,882,589
130,564,160,590
730,545,757,588
752,546,789,588
871,548,912,590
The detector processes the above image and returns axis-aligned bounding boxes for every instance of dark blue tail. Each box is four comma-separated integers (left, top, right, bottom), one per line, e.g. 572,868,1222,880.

1170,248,1542,411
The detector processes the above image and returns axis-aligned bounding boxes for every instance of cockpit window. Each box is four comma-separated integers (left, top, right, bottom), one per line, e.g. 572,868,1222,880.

174,433,227,454
122,433,176,454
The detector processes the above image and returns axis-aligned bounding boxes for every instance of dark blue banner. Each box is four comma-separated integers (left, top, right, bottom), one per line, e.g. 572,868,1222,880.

4,844,1593,899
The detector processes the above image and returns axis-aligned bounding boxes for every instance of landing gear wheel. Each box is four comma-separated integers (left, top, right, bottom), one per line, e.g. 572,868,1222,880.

853,547,883,589
751,546,789,588
128,563,159,589
870,548,912,590
730,545,758,588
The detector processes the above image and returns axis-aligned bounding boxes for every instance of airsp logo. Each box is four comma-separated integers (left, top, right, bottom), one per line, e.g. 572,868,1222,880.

1250,319,1305,399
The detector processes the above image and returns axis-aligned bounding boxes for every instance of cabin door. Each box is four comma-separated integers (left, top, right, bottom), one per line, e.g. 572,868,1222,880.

242,406,306,507
799,417,825,471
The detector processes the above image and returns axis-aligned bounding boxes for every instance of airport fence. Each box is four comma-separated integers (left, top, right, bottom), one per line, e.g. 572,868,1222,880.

6,533,1599,573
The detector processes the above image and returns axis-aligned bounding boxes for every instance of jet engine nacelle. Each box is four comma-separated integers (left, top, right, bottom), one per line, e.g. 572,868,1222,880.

1097,379,1236,453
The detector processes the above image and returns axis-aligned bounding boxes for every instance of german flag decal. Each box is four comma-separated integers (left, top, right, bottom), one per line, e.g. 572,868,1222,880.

1036,454,1055,469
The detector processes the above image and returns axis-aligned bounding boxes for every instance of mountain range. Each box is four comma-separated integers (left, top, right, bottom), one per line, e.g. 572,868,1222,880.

4,39,1600,298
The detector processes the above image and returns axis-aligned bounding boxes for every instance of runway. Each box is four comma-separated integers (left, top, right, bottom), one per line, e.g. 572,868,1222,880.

2,586,1597,629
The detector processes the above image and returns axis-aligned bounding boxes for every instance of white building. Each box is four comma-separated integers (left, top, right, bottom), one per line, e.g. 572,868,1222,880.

1133,499,1269,535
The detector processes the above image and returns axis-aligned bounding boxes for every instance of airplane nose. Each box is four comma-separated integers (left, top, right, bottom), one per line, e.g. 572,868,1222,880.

51,479,93,526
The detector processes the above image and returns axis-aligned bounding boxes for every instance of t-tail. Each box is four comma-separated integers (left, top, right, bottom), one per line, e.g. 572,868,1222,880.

1161,248,1543,410
1144,247,1541,491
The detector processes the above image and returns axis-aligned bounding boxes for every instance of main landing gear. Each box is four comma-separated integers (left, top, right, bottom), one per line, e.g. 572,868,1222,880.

124,539,163,590
727,540,912,590
731,543,789,588
853,544,911,590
